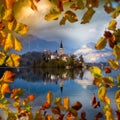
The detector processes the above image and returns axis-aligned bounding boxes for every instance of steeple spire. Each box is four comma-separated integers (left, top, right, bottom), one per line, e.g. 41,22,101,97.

59,40,64,55
60,40,63,48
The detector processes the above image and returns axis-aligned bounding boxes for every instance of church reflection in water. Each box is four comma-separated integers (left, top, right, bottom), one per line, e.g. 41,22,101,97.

12,67,94,95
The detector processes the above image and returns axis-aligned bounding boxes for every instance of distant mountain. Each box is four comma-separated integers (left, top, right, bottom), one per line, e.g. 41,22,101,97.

74,42,114,63
19,34,59,54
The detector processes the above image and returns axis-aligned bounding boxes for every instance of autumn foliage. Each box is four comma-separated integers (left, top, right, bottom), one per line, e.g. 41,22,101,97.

0,0,120,120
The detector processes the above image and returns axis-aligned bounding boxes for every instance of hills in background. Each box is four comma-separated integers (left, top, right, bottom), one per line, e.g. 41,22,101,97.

19,34,114,65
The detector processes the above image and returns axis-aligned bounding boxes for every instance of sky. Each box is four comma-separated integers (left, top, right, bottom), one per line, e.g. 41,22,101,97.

15,0,120,62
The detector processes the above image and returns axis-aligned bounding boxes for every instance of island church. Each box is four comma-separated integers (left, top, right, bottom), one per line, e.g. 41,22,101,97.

50,41,69,62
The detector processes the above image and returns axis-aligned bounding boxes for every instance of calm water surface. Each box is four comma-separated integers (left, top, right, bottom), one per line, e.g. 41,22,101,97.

1,67,119,119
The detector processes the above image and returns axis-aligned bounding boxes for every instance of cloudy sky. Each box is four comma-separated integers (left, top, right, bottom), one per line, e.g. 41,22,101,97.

15,0,120,62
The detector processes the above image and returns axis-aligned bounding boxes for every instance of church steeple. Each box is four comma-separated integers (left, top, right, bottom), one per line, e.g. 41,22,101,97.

59,40,64,55
60,40,63,48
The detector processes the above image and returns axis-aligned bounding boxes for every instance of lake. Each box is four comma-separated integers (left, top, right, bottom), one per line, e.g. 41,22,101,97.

0,67,119,119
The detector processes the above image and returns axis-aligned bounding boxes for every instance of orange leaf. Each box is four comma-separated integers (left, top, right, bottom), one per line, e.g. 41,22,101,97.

28,0,37,11
1,83,10,95
27,94,35,101
2,71,15,82
10,88,24,99
63,97,70,110
0,21,5,31
2,0,16,9
0,52,6,66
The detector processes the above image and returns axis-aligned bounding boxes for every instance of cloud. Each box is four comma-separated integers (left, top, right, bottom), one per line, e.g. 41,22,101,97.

74,43,113,63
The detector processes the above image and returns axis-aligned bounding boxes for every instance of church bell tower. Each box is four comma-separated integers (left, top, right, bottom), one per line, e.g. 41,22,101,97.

59,40,64,55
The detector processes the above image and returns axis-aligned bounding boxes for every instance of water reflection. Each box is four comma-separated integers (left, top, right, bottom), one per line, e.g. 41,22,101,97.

3,67,119,119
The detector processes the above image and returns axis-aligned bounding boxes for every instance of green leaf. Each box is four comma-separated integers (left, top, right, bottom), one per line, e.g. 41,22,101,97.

113,29,120,42
89,66,102,78
115,90,120,110
113,44,120,60
108,59,119,70
98,86,106,102
7,112,17,120
81,7,95,24
95,37,107,50
117,74,120,88
102,76,114,87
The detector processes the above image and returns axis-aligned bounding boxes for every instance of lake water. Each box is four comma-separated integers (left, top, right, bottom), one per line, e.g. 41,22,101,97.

0,67,119,119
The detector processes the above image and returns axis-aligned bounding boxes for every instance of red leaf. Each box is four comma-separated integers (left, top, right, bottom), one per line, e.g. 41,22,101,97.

104,66,112,73
57,0,64,11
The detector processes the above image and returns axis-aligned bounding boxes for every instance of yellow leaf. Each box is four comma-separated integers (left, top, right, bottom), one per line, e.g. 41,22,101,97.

5,53,21,67
14,38,22,51
111,5,120,18
113,44,120,60
108,20,117,31
46,91,53,105
1,83,10,95
89,66,102,78
2,0,16,9
105,110,114,120
63,97,70,110
46,115,54,120
4,33,13,52
2,8,14,22
2,71,15,83
45,12,61,21
7,19,17,31
0,52,6,66
81,7,95,24
95,37,107,50
4,33,22,52
117,74,120,88
14,23,28,35
98,86,106,102
115,90,120,110
102,76,114,87
93,77,103,87
104,96,111,105
108,59,119,70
